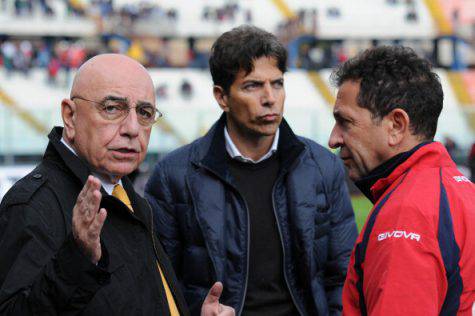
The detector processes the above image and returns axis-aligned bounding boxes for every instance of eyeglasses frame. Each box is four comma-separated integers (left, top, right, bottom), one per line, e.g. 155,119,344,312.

70,95,162,127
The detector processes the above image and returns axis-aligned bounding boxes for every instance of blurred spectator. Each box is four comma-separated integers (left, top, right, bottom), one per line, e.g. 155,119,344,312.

469,142,475,182
4,0,53,16
127,41,146,64
56,42,71,86
14,0,33,16
202,6,211,20
0,36,440,73
277,17,301,45
0,38,176,73
67,0,86,16
385,0,419,23
336,45,348,64
277,8,320,44
167,8,178,21
20,40,33,61
156,83,168,100
406,10,418,22
68,43,87,69
1,40,16,75
444,136,460,162
201,2,240,23
47,55,60,85
0,39,88,76
14,40,32,76
310,9,318,35
245,9,252,23
298,44,316,69
96,0,113,17
327,7,341,18
39,0,54,16
405,0,418,22
36,43,51,68
179,79,193,99
4,0,172,20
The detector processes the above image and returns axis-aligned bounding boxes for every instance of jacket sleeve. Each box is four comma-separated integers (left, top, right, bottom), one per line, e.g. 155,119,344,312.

325,157,358,316
0,202,110,315
145,162,184,277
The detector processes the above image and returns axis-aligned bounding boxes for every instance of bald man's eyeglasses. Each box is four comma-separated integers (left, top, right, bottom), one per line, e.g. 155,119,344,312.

71,96,162,127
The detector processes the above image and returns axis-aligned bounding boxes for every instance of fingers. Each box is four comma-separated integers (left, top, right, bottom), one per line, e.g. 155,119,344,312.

89,208,107,240
76,176,102,222
201,282,234,316
89,208,107,263
85,176,102,219
78,176,101,203
86,189,102,221
204,282,223,305
218,305,235,316
72,176,106,264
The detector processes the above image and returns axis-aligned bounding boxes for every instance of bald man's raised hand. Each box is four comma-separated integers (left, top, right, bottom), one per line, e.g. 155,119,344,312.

72,176,107,265
201,282,235,316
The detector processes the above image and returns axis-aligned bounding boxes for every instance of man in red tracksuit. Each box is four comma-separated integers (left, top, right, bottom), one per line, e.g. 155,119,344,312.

328,46,475,315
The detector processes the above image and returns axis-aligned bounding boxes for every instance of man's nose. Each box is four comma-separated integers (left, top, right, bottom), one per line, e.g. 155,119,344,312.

119,108,140,137
328,124,343,149
262,82,276,106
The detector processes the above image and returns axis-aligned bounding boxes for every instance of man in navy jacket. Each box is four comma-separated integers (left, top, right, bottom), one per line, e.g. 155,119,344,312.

146,25,357,316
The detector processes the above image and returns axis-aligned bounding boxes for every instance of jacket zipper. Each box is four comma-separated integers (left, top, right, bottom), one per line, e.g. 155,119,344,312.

185,178,219,282
194,162,251,315
271,175,305,316
236,194,251,316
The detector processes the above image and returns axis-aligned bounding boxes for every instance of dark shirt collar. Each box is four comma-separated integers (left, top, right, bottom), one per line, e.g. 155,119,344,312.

355,141,431,203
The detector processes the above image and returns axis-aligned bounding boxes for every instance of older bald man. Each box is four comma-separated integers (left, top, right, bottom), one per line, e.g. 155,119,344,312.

0,54,233,316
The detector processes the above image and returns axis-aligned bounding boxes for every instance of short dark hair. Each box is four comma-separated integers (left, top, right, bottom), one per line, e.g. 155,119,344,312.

209,25,287,93
331,46,443,140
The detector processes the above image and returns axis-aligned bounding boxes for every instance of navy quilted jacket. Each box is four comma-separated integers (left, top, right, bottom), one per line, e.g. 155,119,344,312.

146,115,357,315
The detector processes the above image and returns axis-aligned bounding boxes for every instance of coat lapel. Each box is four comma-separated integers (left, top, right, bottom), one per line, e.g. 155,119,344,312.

124,178,190,316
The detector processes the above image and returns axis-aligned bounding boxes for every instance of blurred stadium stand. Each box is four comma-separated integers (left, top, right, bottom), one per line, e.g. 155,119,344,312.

1,0,475,197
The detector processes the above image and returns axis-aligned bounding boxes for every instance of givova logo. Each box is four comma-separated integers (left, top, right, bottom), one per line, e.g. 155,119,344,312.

377,230,421,242
453,176,470,183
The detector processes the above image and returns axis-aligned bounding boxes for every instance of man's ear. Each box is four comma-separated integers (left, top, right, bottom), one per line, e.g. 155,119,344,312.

61,98,77,142
213,85,229,112
385,108,410,147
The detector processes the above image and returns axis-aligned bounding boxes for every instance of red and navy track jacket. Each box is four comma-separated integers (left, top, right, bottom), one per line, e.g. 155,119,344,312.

343,142,475,315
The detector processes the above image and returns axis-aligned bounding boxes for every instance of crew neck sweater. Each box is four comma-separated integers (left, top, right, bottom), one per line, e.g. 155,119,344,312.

226,154,297,315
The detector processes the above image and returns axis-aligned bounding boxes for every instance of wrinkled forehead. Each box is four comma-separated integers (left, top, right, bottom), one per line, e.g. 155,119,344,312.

94,82,155,105
73,58,155,104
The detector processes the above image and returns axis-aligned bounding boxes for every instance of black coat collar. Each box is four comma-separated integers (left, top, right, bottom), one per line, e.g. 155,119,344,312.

46,126,91,187
45,127,148,224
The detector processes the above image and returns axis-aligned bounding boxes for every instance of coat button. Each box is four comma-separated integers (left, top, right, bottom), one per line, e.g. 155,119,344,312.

33,173,42,179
